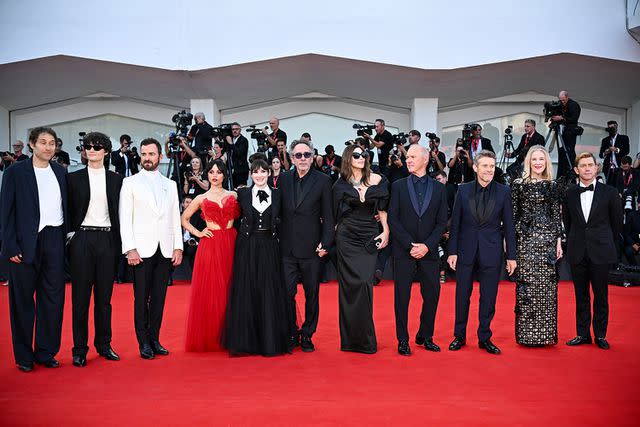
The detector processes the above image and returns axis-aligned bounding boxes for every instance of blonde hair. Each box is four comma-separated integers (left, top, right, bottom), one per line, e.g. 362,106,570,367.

522,146,553,181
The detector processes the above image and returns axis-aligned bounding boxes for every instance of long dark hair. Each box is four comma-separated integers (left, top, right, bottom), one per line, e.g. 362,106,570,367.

340,144,370,186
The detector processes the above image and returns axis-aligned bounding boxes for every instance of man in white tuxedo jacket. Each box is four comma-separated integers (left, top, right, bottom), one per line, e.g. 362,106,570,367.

119,138,183,359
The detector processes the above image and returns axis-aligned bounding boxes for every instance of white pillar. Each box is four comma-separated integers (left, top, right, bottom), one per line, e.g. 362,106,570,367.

189,99,220,125
0,105,9,151
410,98,439,137
629,99,640,157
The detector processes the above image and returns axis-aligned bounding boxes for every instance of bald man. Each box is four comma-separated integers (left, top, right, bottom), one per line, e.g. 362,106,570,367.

388,144,448,356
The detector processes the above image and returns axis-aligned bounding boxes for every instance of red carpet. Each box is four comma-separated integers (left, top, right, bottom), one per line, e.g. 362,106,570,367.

1,280,639,426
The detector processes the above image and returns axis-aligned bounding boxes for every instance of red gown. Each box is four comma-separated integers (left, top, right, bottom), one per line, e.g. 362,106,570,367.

185,196,240,352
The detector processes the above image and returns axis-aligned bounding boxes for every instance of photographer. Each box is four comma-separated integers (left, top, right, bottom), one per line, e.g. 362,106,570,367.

363,119,394,174
427,135,446,177
165,134,198,181
0,140,29,171
447,138,472,184
52,138,70,168
268,140,291,171
385,132,412,183
508,119,545,163
614,156,639,211
599,120,630,185
180,195,206,273
321,145,342,182
549,90,581,178
623,204,640,265
263,117,287,156
111,134,140,176
224,122,249,187
183,157,210,197
187,112,214,157
468,124,495,160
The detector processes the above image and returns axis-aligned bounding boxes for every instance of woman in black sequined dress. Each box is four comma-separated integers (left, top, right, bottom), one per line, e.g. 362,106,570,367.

511,146,563,346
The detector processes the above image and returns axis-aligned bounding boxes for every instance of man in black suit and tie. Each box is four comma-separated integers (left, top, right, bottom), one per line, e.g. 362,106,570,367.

111,134,140,177
67,132,123,367
563,152,623,350
224,122,249,188
388,145,448,355
550,90,581,179
599,121,630,185
279,139,334,352
447,150,517,355
508,119,546,163
0,127,68,372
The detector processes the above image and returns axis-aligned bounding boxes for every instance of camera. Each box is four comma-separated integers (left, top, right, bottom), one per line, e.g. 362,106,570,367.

625,194,634,211
0,151,15,158
345,137,370,150
352,123,375,138
184,163,194,179
211,123,234,140
392,132,409,145
246,125,270,152
504,125,513,141
171,110,193,137
461,123,478,149
543,101,563,122
75,131,87,152
425,132,437,140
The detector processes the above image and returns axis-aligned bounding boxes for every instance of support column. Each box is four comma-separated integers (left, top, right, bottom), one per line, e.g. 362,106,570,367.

410,98,439,137
629,99,640,157
0,105,9,151
190,99,220,125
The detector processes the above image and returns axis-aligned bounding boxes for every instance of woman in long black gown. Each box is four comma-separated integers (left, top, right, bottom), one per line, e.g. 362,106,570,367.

223,158,290,356
333,145,390,353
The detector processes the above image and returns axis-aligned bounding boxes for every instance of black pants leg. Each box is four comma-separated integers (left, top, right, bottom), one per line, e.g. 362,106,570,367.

453,263,474,339
299,257,321,337
132,247,172,346
282,256,301,337
70,231,96,357
476,264,501,342
570,258,592,338
417,259,440,340
589,262,610,339
393,257,415,341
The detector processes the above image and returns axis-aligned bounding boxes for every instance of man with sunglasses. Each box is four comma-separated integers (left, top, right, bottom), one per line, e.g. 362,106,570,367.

279,139,334,352
66,132,123,367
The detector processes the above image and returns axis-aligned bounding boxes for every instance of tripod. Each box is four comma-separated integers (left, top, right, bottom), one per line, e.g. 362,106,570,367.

166,147,184,203
499,134,515,173
545,123,573,178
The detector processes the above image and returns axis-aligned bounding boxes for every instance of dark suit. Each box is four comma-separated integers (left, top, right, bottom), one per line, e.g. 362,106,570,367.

0,159,67,365
449,181,516,341
511,131,545,163
236,186,281,240
67,167,123,357
279,168,334,338
388,175,448,341
226,135,249,188
563,182,623,339
557,98,581,178
599,134,630,184
111,149,140,176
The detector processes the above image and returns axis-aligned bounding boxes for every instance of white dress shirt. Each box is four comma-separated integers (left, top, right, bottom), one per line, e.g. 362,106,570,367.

579,179,596,223
33,164,64,232
81,167,111,227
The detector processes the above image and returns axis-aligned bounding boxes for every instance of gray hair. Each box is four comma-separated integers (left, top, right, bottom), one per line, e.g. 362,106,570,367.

525,119,536,127
194,112,205,120
408,143,430,159
473,149,496,165
289,139,313,155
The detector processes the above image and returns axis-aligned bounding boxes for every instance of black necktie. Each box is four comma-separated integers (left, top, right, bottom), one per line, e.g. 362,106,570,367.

579,184,594,193
257,190,269,203
295,176,303,205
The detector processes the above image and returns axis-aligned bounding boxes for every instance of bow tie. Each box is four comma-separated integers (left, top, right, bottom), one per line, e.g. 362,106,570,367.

257,189,269,203
579,184,594,193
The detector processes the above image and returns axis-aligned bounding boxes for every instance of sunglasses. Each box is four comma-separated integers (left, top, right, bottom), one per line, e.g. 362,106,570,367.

352,152,369,159
83,143,105,151
293,152,313,159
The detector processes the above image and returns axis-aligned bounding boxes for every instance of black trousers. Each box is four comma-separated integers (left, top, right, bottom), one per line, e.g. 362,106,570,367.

453,259,501,342
132,246,172,346
8,225,65,365
282,255,320,338
570,257,610,338
69,230,117,356
393,256,440,341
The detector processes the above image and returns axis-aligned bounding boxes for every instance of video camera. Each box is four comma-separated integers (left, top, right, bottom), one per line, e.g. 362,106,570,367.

345,137,371,150
212,123,234,140
75,132,87,152
246,125,270,153
168,110,194,153
543,101,563,122
461,123,478,149
352,123,375,138
504,125,513,142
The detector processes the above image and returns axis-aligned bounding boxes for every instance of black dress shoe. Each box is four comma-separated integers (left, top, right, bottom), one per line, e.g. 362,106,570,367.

595,337,610,350
151,341,169,356
566,336,592,346
373,269,383,285
98,347,120,361
140,344,155,360
448,337,466,351
289,334,300,349
424,339,441,352
17,362,34,372
479,339,501,355
300,336,315,352
72,355,87,367
398,340,411,356
36,358,60,368
415,335,425,346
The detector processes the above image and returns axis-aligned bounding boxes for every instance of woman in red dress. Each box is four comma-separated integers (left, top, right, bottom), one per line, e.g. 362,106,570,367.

181,159,240,351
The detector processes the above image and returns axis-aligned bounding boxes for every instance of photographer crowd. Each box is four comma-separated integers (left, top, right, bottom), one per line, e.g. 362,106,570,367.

1,89,638,372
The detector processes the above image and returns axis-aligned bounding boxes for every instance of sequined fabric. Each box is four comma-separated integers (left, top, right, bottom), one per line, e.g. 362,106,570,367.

511,179,562,345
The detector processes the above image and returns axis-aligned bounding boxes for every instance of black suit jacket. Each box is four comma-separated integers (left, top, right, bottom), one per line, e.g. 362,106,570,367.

388,175,448,261
236,186,281,240
599,134,630,173
0,159,68,263
279,168,334,258
226,135,249,175
563,182,623,264
562,99,581,127
111,149,140,176
66,167,123,252
614,167,640,196
511,131,546,162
